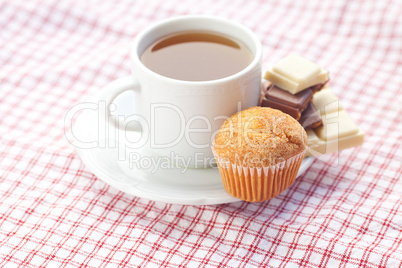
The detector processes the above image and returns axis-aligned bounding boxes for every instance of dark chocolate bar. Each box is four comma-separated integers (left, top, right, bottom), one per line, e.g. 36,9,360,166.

261,84,315,120
309,83,326,93
261,98,302,119
299,102,322,130
265,84,313,110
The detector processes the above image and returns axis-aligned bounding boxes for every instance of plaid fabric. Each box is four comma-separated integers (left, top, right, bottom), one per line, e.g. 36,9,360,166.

1,0,401,267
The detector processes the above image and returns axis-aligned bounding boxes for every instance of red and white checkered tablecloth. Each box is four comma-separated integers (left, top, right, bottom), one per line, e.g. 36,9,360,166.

1,0,401,266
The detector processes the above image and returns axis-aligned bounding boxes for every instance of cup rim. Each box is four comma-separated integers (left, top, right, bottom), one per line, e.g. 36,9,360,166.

130,15,262,85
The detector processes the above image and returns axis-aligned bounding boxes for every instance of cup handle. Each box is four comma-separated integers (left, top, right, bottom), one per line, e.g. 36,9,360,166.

97,76,142,132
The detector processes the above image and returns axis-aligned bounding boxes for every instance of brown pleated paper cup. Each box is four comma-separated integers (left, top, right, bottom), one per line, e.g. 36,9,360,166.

214,150,306,202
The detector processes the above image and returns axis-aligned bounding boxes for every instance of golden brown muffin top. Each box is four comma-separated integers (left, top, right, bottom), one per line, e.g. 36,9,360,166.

213,107,307,167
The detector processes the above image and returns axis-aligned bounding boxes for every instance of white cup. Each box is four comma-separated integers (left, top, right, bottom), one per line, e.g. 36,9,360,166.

99,15,262,169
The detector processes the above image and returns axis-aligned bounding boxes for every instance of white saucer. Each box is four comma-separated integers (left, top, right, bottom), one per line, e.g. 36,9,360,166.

71,91,314,205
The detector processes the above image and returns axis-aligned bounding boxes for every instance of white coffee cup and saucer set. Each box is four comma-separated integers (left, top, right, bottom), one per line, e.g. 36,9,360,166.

68,15,313,205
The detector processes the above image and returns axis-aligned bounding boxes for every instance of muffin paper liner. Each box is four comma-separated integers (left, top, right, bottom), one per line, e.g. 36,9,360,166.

213,149,306,202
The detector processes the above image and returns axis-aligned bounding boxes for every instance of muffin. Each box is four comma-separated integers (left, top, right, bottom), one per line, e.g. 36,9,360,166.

213,107,307,202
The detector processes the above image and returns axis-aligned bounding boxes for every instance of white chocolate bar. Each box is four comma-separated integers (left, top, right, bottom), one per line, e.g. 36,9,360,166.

273,54,321,83
315,110,359,141
305,88,364,157
312,88,343,115
306,129,320,147
264,54,329,94
306,128,364,157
